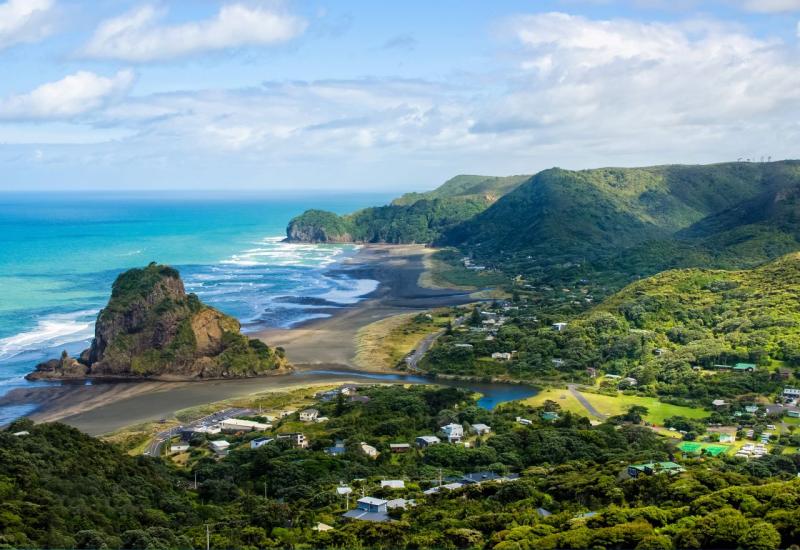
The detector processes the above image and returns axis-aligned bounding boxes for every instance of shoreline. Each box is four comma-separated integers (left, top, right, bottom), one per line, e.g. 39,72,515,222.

0,244,477,434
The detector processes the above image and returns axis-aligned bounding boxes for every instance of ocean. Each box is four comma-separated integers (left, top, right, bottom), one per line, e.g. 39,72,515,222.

0,192,393,424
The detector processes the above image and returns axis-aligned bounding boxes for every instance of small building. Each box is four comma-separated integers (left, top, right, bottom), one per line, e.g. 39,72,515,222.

440,423,464,443
734,363,757,373
516,417,533,426
336,486,352,496
390,443,412,453
541,411,559,421
340,384,358,396
380,479,405,489
423,482,464,495
313,523,334,532
462,471,519,484
250,437,274,450
551,358,565,368
787,410,800,418
718,434,735,444
220,418,271,432
277,432,308,448
360,442,379,458
744,405,759,414
416,435,441,448
299,409,320,422
552,322,568,332
342,497,389,522
454,343,474,349
783,388,800,398
12,431,29,437
627,462,684,478
714,364,732,371
492,352,512,361
170,443,190,453
325,439,346,456
620,377,638,387
387,498,414,510
209,440,230,456
470,423,491,436
711,399,728,408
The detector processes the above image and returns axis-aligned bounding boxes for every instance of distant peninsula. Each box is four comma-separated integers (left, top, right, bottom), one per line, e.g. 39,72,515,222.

27,263,288,381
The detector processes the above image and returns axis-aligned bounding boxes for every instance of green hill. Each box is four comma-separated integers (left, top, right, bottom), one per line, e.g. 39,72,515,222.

286,173,529,244
444,161,800,283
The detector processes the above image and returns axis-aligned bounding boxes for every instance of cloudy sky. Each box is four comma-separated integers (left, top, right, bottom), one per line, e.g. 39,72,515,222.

1,0,799,192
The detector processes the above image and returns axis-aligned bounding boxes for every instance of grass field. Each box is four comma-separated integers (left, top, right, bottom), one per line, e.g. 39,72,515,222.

418,248,508,291
354,310,452,370
523,388,710,426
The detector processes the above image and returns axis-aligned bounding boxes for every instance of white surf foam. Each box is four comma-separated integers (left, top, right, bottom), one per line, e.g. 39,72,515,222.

0,311,96,362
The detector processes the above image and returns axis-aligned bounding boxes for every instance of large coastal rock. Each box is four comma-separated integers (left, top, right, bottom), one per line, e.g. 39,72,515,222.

28,263,288,380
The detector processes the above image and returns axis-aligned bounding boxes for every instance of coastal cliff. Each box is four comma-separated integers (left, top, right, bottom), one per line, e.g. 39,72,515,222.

285,209,354,243
28,263,288,380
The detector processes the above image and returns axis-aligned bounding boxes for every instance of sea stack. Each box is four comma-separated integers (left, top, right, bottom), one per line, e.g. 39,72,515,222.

28,263,288,380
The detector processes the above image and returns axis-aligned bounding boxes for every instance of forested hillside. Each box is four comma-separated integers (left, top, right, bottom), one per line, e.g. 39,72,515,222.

444,161,800,285
3,384,800,549
285,174,528,244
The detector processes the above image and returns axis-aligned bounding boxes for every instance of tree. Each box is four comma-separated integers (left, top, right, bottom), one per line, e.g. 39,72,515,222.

738,521,781,550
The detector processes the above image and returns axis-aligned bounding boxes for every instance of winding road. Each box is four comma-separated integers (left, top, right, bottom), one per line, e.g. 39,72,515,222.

143,407,253,457
404,315,467,372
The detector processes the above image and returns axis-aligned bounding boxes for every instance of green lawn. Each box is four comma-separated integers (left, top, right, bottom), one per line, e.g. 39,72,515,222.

576,391,710,425
678,441,730,456
524,388,710,425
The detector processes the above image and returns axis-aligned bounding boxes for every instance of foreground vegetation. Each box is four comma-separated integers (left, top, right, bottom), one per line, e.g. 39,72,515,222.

3,384,800,549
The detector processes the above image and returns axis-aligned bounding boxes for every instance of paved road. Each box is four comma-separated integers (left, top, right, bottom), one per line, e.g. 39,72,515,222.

143,407,253,457
567,384,607,420
404,315,467,372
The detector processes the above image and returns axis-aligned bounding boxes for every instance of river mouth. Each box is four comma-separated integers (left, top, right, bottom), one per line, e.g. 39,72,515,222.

292,368,538,410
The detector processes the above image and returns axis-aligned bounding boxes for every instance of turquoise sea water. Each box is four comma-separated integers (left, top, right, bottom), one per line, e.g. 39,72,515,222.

0,192,393,422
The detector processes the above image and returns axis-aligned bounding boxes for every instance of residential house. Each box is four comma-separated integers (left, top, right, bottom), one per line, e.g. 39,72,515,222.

340,384,358,396
250,437,274,450
627,462,685,478
380,480,405,489
454,343,474,349
787,410,800,418
734,363,757,373
783,388,800,398
209,440,230,456
170,444,190,453
360,442,380,458
325,439,346,456
620,377,638,387
744,405,759,414
470,423,491,436
219,418,271,432
462,471,520,484
299,409,320,422
389,443,411,453
313,523,334,532
440,423,464,443
541,411,559,421
277,432,308,448
415,435,441,448
423,482,464,495
552,322,568,331
12,431,29,437
492,352,512,361
342,497,389,522
336,486,352,496
516,417,533,426
711,399,728,408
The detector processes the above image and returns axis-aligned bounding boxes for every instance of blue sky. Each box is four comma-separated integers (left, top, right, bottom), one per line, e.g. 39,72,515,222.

0,0,799,192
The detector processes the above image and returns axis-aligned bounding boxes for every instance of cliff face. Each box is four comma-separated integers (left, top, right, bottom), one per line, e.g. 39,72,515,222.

28,263,288,380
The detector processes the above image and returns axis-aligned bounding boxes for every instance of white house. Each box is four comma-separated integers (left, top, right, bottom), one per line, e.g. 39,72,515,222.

440,423,464,443
220,418,271,432
415,435,441,448
360,442,380,458
299,409,320,422
170,443,190,453
783,388,800,398
250,437,274,450
492,352,512,361
470,423,491,436
209,440,230,455
380,479,405,489
516,417,533,426
552,322,568,331
277,432,308,448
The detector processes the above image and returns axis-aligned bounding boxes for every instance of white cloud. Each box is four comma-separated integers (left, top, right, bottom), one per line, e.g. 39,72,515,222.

0,0,56,50
738,0,800,12
82,3,307,62
471,12,800,162
0,70,135,120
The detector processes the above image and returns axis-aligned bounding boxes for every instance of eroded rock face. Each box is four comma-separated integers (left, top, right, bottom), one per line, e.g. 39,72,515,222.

28,263,287,380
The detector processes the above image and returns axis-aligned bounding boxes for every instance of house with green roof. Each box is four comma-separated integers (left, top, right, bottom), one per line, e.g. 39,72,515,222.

627,462,685,478
734,363,757,372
